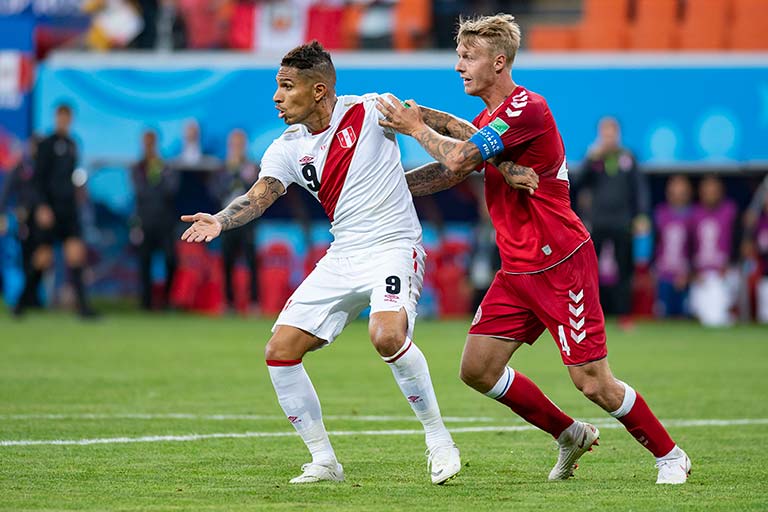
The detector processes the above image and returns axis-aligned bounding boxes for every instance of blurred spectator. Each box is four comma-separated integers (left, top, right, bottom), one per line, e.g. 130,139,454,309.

743,175,768,323
689,175,738,327
131,130,178,310
653,175,693,318
213,129,260,312
131,0,188,50
82,0,143,51
171,120,221,229
0,135,42,308
14,105,98,318
172,119,221,169
573,116,649,327
358,0,396,49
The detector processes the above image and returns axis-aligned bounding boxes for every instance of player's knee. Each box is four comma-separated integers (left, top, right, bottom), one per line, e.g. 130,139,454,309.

577,378,604,404
371,329,406,358
264,338,296,362
459,360,489,391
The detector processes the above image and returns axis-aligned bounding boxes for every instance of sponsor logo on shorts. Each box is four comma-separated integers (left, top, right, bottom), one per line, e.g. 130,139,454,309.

299,155,315,165
384,294,399,303
471,305,482,326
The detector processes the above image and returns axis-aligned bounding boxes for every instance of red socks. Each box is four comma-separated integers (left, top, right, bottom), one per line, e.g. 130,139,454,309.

611,381,676,457
488,367,574,439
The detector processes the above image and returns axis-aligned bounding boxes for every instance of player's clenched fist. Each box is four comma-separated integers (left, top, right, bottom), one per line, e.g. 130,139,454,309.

180,212,222,243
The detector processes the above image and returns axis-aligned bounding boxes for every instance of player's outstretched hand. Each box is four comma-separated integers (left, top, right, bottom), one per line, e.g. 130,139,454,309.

180,213,222,243
376,94,424,136
496,162,539,195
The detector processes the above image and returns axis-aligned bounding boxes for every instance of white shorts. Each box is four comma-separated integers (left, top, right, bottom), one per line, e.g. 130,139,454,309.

272,245,426,344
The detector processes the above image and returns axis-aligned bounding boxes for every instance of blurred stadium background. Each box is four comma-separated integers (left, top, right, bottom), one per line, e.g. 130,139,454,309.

0,0,767,322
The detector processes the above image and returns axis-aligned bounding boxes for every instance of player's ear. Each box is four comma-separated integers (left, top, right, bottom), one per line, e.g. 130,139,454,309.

494,54,506,74
314,82,328,103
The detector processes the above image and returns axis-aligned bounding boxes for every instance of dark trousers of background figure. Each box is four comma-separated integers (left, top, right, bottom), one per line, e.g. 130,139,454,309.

592,225,633,316
221,225,258,307
138,226,177,310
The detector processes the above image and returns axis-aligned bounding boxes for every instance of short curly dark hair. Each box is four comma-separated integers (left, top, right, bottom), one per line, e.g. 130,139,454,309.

281,41,336,87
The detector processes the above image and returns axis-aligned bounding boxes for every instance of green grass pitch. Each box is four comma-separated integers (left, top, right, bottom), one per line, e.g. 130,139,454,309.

1,313,767,511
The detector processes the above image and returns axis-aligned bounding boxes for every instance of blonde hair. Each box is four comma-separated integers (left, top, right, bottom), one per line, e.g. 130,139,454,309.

456,14,521,68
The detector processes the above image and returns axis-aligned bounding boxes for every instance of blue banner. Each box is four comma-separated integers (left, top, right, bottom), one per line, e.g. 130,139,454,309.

35,54,768,169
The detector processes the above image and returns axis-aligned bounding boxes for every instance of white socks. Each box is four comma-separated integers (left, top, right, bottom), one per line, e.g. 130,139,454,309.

484,366,515,399
383,338,453,451
609,380,637,419
267,361,337,465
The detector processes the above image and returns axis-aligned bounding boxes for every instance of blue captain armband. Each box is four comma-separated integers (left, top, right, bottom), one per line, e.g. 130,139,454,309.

469,126,505,160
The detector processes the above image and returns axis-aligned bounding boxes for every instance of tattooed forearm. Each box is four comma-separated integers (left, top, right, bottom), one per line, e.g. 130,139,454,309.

406,162,472,196
421,107,478,140
411,125,483,173
214,176,284,231
494,159,533,178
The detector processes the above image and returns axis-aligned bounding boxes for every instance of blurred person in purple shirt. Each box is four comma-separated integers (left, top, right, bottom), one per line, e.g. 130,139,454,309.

653,175,693,317
689,175,738,327
742,178,768,323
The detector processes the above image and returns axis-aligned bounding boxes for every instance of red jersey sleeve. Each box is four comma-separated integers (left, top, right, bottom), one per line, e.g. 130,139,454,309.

496,89,548,149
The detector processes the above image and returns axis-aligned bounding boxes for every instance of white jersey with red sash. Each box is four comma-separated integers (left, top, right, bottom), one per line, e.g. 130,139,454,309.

260,93,422,255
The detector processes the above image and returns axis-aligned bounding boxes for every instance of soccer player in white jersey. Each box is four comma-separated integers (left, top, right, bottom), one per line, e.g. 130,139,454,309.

179,42,461,485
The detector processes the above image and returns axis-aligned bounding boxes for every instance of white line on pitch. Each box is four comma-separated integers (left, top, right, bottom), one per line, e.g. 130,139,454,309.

1,418,766,447
0,413,496,423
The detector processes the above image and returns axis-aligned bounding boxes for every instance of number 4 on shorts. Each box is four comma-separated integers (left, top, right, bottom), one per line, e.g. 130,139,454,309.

557,325,571,357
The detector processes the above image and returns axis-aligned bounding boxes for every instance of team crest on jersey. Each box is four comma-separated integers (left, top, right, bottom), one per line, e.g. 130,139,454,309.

337,126,356,148
471,305,483,326
299,155,315,165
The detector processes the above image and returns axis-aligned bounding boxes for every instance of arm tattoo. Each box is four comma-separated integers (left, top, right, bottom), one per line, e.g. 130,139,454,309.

411,125,483,172
405,162,470,196
493,159,534,178
214,176,284,231
421,107,478,140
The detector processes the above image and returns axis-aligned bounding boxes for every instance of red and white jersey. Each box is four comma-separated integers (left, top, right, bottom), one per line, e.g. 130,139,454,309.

473,86,590,273
260,93,422,255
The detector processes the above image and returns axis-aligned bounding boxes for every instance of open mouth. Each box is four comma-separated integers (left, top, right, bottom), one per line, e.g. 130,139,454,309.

276,107,286,119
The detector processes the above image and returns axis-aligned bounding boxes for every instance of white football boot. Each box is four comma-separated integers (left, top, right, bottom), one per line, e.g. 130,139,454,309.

427,443,461,484
655,446,691,484
289,461,345,484
548,421,600,481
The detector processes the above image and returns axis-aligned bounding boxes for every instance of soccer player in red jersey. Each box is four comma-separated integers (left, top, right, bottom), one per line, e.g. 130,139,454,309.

378,14,691,484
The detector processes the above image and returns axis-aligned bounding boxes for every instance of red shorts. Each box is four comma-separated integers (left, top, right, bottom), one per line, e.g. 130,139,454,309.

468,240,607,366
